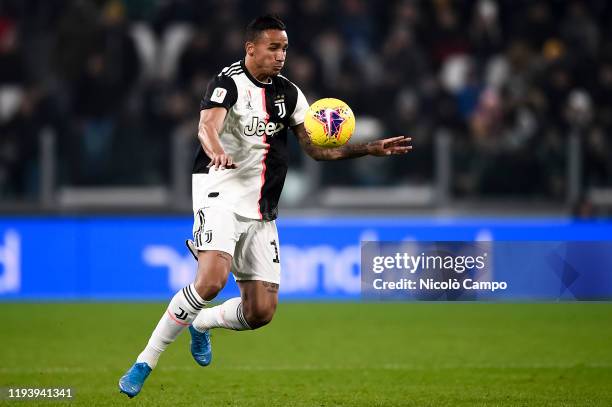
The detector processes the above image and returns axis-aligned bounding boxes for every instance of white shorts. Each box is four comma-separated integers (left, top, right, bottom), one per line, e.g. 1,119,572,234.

192,205,281,284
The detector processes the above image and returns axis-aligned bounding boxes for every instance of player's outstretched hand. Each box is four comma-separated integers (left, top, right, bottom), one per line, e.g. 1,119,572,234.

207,153,238,170
368,136,412,157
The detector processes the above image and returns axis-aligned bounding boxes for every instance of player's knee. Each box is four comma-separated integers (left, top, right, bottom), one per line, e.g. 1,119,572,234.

193,277,225,301
193,256,230,300
244,302,276,329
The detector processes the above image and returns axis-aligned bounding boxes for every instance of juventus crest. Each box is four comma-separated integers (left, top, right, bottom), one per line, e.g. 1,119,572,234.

274,96,286,118
204,230,212,244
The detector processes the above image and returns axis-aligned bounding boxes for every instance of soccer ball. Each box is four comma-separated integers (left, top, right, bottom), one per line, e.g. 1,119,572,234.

304,98,355,148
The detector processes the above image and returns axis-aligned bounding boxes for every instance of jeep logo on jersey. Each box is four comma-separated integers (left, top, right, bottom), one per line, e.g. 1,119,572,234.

244,117,285,137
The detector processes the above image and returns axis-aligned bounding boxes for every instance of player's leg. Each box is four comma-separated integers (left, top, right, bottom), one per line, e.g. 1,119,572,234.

193,250,232,300
187,249,234,366
137,250,230,365
119,206,236,397
238,279,279,328
119,251,231,397
192,217,281,332
134,209,235,367
191,279,279,331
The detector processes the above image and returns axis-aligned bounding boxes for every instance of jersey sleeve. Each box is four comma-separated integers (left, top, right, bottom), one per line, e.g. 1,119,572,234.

289,85,309,126
200,75,238,111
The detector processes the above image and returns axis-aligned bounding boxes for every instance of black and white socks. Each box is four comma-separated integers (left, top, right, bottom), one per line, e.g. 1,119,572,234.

192,297,252,332
136,284,208,368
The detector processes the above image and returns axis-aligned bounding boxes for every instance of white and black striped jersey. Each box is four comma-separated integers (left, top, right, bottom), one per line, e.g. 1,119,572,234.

192,59,309,221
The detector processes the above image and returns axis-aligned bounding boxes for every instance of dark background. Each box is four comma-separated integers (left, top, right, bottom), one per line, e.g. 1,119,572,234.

1,0,611,216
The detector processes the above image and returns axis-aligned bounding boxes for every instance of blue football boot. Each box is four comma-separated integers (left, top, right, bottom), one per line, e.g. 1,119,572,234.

118,362,152,398
189,325,212,366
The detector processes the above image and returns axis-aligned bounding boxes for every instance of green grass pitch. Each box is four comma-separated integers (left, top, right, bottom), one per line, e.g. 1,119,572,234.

1,302,611,406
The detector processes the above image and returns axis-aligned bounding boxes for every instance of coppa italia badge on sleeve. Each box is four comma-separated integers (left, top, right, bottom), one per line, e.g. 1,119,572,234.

211,88,227,103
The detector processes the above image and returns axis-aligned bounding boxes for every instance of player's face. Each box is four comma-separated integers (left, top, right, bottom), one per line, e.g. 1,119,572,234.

251,29,288,76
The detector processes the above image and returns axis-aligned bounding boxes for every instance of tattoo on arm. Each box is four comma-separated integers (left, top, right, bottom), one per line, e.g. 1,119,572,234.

262,281,279,293
293,123,370,161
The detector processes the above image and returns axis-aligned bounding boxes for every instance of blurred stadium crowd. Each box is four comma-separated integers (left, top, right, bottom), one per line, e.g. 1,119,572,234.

1,0,611,204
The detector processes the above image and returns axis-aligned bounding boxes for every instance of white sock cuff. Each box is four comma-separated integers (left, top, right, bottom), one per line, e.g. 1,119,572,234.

189,283,207,304
181,284,208,312
236,301,252,330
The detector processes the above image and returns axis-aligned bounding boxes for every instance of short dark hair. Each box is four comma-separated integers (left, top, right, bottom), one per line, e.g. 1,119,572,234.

245,14,286,42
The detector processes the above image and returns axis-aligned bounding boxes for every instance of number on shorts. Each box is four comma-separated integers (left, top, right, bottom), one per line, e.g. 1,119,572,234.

270,240,280,263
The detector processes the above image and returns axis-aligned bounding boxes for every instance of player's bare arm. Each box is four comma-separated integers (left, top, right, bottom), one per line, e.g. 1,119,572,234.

292,122,412,160
198,107,237,169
